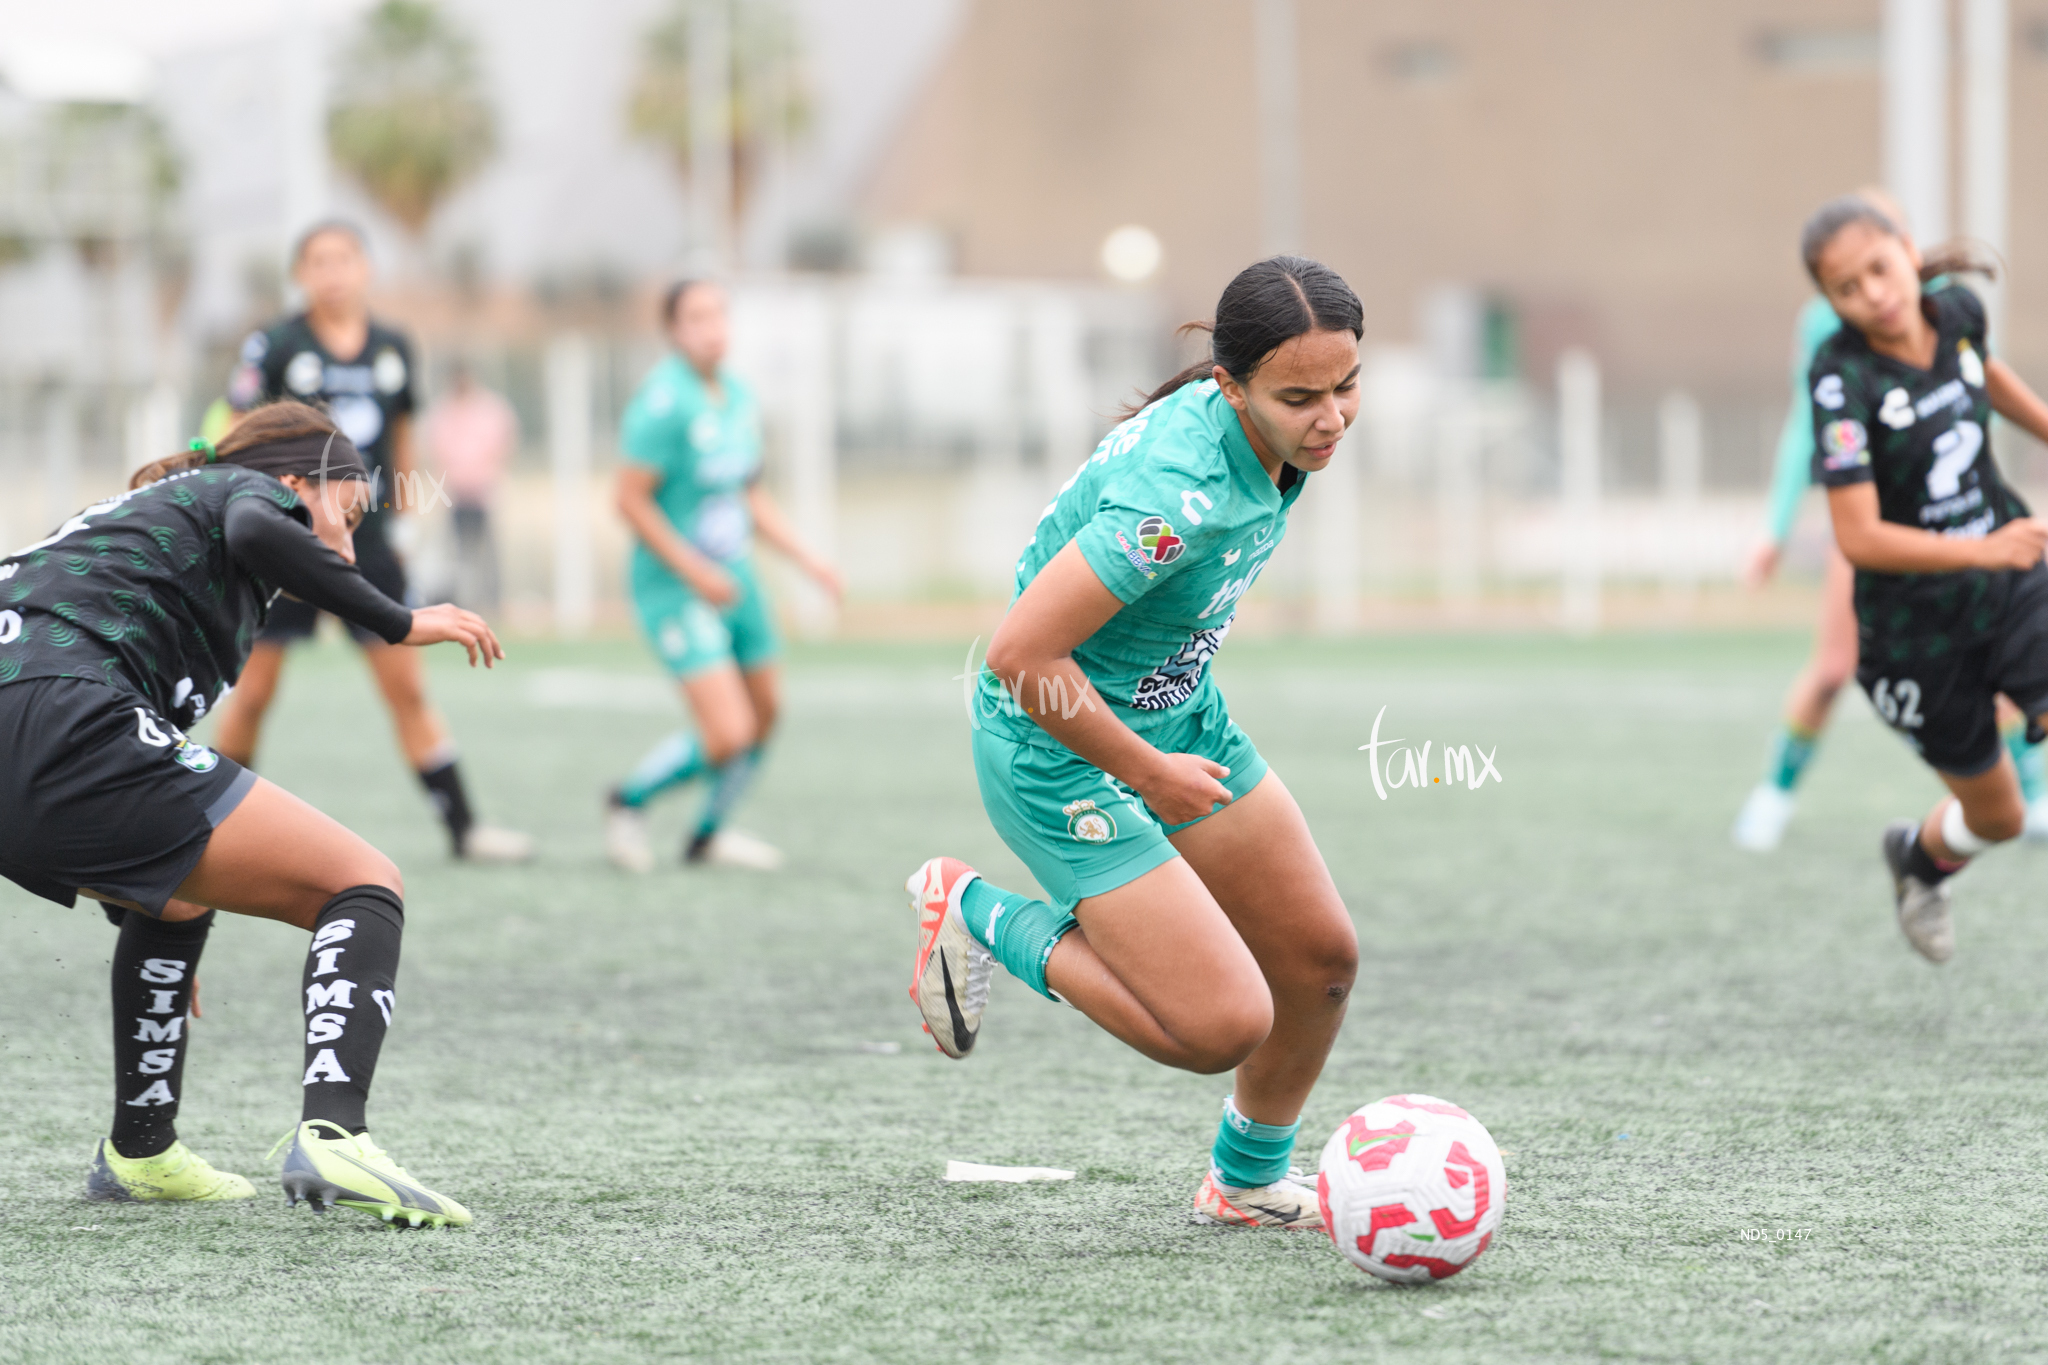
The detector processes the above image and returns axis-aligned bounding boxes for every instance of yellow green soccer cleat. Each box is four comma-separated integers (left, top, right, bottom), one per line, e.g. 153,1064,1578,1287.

275,1120,472,1228
86,1138,257,1202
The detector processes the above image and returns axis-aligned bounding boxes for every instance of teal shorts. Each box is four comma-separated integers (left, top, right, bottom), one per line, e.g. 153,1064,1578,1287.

969,680,1267,914
632,558,781,680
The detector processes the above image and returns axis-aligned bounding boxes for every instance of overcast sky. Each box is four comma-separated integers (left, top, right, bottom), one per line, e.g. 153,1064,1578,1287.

0,0,968,297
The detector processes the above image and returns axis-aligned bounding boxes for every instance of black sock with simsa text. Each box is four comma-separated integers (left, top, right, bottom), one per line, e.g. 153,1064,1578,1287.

300,886,404,1134
109,909,215,1158
417,756,476,854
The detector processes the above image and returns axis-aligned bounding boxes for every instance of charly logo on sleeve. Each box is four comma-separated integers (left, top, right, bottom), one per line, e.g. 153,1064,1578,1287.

1813,374,1845,410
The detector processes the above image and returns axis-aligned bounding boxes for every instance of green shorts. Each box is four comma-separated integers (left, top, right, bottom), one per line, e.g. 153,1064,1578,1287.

632,558,781,680
969,679,1267,914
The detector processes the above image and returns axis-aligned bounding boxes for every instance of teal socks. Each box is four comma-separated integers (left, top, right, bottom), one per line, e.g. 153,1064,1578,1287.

1210,1095,1300,1190
617,731,707,808
958,877,1072,1002
2004,724,2045,806
1765,723,1820,793
690,744,765,846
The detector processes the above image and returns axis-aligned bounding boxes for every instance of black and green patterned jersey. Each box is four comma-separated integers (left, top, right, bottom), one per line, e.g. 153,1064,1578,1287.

0,466,413,724
228,313,416,521
1808,282,2028,655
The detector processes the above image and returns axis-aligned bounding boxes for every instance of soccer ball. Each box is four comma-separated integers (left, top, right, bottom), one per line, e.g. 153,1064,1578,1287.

1316,1093,1505,1283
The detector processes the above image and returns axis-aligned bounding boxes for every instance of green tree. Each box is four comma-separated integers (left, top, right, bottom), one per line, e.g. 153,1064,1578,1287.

327,0,497,236
627,0,810,225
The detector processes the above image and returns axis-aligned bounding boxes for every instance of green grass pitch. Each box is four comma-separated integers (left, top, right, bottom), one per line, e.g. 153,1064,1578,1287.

5,631,2048,1363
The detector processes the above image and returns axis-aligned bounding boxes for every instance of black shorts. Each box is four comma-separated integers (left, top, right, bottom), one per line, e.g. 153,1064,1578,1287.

0,677,256,915
1858,565,2048,775
260,519,411,646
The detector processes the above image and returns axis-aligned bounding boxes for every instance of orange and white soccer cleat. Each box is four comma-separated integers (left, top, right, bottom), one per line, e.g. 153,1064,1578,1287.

1191,1169,1326,1230
906,856,995,1059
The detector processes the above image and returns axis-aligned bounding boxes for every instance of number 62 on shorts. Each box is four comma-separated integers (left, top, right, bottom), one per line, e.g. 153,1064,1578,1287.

1870,677,1925,730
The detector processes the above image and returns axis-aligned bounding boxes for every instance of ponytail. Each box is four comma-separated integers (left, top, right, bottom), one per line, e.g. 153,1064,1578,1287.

1918,241,2001,285
130,401,366,489
1127,255,1363,415
1800,193,2001,286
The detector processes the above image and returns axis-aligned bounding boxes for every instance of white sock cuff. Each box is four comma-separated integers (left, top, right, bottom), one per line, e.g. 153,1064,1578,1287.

1941,799,1995,856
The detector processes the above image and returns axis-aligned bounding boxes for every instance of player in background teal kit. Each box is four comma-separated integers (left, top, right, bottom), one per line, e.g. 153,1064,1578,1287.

906,258,1362,1230
605,281,840,872
1734,193,2048,851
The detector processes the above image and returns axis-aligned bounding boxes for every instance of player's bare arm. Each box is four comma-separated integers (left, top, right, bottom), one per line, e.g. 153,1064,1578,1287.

744,483,841,598
616,463,739,606
985,541,1233,826
1826,483,2048,574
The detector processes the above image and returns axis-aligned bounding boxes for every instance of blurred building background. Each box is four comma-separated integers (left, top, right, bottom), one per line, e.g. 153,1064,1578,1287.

1,0,2042,635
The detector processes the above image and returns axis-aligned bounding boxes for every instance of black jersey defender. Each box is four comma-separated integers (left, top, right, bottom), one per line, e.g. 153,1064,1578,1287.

1810,282,2048,773
0,466,413,912
230,315,415,520
230,314,417,641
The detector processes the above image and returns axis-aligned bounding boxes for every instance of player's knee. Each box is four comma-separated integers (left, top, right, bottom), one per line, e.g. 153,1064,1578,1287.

1965,801,2024,845
1176,997,1273,1074
703,723,755,766
343,848,404,901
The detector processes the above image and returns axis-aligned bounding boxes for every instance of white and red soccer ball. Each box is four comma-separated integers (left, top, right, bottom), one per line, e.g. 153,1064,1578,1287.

1316,1093,1505,1283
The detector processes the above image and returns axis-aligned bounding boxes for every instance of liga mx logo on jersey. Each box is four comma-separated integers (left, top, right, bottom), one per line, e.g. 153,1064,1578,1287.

1136,516,1184,564
1820,419,1869,471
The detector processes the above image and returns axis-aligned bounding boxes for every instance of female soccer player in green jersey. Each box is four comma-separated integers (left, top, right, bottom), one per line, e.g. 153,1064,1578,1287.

906,257,1362,1229
605,280,840,872
1800,197,2048,963
1732,192,2048,850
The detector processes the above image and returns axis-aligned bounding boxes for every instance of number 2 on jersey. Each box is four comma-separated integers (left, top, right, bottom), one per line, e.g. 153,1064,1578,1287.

1926,421,1983,499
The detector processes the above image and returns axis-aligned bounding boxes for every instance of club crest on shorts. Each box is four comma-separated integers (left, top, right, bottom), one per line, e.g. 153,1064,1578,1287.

1135,516,1184,565
1063,798,1117,844
173,739,219,774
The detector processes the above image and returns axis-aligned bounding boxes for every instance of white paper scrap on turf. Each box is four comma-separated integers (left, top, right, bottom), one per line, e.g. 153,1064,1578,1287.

944,1161,1075,1183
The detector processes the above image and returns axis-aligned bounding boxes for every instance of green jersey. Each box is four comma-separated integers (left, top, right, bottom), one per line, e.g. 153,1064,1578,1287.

620,354,764,597
979,378,1308,738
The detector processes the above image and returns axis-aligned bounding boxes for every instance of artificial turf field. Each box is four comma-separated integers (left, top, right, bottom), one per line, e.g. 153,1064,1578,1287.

5,630,2048,1364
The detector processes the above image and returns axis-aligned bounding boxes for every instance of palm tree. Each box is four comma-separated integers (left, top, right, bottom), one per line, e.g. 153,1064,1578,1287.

327,0,497,239
627,0,810,240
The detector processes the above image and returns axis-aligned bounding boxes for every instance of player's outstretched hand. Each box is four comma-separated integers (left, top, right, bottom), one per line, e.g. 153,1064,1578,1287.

691,564,741,608
404,603,505,668
807,558,845,602
1137,753,1233,826
1742,538,1781,590
1977,517,2048,572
